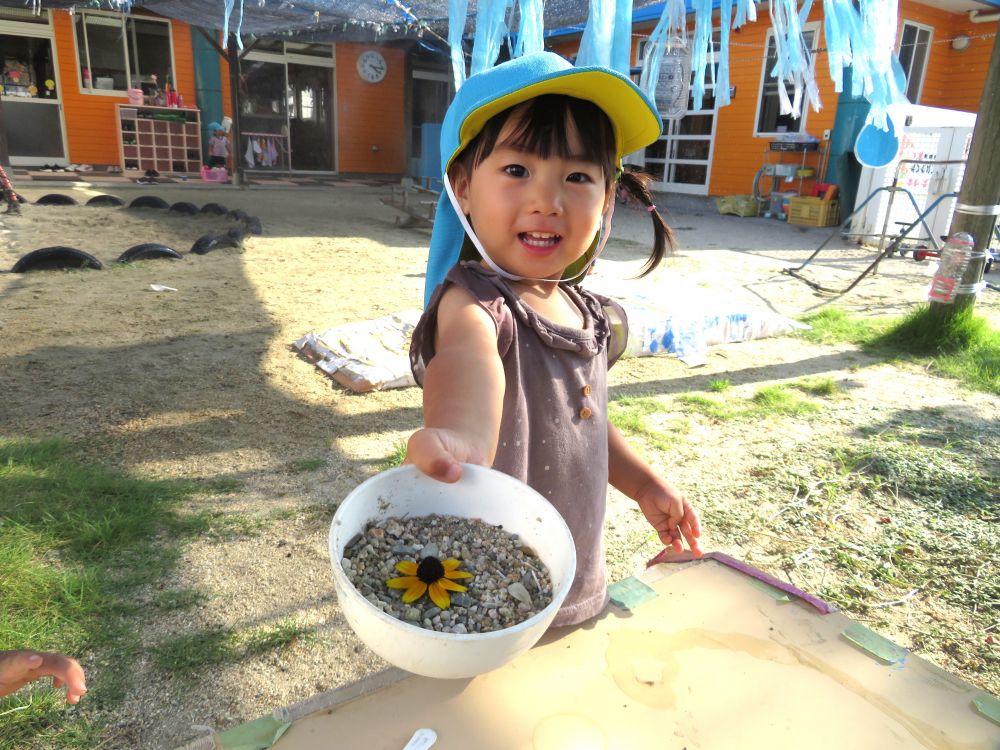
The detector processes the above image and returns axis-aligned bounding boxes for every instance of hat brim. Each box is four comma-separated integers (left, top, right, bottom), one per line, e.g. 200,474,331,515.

448,67,661,172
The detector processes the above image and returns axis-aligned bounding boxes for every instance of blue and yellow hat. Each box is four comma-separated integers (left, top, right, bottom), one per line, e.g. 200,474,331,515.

424,51,662,306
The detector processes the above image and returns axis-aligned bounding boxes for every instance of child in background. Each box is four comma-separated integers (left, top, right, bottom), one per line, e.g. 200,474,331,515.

207,123,230,169
406,52,702,628
0,649,87,704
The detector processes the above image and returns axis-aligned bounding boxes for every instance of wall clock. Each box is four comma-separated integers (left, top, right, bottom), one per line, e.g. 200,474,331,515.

357,50,387,83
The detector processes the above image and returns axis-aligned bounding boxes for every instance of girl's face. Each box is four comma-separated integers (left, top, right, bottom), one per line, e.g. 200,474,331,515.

451,107,610,283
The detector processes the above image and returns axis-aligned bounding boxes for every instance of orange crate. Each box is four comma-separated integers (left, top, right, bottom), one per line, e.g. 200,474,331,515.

788,197,839,227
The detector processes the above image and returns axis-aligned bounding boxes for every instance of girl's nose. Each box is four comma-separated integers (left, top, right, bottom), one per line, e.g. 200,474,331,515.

527,177,563,215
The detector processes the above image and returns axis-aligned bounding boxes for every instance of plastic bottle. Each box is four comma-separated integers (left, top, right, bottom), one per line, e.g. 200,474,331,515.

928,232,975,303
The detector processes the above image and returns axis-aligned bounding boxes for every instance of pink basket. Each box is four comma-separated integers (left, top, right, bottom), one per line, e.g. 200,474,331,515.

201,166,228,183
127,88,144,105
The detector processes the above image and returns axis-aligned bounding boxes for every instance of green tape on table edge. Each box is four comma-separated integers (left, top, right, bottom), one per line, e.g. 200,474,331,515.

608,576,658,611
973,691,1000,727
841,622,908,665
217,715,291,750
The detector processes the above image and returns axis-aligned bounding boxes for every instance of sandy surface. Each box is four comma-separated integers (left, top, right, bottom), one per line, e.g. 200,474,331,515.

1,181,997,748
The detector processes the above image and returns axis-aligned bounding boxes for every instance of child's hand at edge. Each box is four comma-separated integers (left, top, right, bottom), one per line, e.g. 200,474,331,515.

634,480,703,557
406,427,490,484
0,650,87,704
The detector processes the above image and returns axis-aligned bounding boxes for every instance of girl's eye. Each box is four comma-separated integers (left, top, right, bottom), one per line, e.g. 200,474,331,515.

567,172,595,184
503,164,528,177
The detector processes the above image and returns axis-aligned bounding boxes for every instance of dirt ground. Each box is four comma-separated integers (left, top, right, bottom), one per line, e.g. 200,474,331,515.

1,181,997,749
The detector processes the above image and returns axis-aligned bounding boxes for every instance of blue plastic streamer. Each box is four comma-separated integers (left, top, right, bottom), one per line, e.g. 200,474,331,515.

637,1,672,108
576,0,614,69
470,0,513,75
610,0,634,75
690,0,713,111
448,0,469,89
513,0,545,58
767,0,821,119
733,0,758,29
715,0,733,107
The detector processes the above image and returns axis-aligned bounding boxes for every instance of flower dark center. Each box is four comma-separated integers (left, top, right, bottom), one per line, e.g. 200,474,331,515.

416,555,445,584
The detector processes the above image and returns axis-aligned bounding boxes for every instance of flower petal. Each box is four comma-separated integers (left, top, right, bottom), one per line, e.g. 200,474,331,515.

428,581,452,609
437,578,467,593
395,560,418,575
444,569,473,579
442,558,462,571
386,576,420,589
401,580,428,603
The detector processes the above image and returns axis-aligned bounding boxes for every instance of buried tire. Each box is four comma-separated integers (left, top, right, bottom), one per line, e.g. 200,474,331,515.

128,195,170,210
86,194,125,207
35,193,78,206
115,243,184,263
12,246,103,273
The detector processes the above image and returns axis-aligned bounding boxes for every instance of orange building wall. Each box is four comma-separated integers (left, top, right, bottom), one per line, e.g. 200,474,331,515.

335,43,407,174
708,5,838,197
53,9,197,167
898,0,996,112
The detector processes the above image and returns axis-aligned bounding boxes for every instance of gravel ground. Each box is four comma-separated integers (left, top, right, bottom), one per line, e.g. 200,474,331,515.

1,182,997,749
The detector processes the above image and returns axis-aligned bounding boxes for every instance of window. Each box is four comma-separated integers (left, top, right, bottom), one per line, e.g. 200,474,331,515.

74,11,173,92
898,21,932,103
755,27,818,135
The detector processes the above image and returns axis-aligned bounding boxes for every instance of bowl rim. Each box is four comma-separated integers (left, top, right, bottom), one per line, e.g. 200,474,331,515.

328,463,575,642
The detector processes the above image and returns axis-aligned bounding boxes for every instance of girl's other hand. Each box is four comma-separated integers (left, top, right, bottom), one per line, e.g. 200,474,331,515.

634,481,703,557
405,427,489,483
0,650,87,703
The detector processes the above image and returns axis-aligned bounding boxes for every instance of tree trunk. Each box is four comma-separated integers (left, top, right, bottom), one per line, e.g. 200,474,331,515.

931,26,1000,317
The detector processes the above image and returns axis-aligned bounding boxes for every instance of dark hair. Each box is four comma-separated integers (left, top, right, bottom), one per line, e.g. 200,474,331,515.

450,94,674,278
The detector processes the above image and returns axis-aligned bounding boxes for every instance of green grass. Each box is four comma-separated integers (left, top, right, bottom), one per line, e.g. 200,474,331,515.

791,376,839,397
676,385,819,421
608,396,688,451
798,306,1000,394
709,378,731,392
0,438,298,748
379,440,408,471
798,308,893,346
151,619,310,677
285,458,327,473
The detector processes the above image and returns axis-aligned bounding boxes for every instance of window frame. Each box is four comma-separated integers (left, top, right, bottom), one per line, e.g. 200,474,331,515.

753,22,821,137
72,9,175,97
897,20,933,104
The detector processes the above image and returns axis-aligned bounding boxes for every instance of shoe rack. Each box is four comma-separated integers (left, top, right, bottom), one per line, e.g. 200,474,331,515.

116,104,203,175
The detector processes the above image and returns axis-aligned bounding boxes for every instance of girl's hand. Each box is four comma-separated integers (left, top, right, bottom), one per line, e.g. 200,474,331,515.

0,650,87,703
406,427,490,483
634,481,703,557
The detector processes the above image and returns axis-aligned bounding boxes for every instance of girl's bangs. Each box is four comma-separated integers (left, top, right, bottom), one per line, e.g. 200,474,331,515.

471,96,617,182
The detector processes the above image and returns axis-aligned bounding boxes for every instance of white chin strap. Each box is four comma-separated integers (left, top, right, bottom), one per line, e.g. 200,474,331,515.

443,173,612,285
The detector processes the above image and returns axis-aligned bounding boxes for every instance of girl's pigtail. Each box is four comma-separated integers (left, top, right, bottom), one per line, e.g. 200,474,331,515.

617,165,676,277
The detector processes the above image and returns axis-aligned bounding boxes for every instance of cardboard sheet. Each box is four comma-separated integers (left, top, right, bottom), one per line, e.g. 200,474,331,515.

268,560,1000,750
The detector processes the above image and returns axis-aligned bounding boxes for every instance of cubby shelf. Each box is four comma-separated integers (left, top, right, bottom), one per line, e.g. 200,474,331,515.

116,104,202,175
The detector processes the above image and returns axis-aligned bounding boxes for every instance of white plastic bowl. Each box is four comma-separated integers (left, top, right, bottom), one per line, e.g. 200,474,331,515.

328,463,576,679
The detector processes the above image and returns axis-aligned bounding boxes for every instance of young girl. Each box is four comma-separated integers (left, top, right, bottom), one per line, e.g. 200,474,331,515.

207,123,230,169
407,52,702,628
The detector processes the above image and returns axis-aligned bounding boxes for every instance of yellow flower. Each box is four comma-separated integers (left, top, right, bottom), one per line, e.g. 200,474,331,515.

386,556,473,609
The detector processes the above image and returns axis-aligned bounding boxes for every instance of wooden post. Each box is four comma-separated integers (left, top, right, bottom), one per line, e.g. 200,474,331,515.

932,26,1000,315
227,35,245,187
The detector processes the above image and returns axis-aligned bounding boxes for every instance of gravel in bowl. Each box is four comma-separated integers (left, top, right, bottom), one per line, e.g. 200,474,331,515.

342,514,554,634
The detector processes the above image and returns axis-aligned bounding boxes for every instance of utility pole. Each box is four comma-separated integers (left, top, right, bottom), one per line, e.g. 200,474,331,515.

932,26,1000,316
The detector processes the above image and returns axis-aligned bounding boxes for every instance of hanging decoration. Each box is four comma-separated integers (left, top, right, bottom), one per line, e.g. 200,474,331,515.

470,0,514,76
576,0,634,75
638,0,688,120
714,0,734,108
512,0,545,59
823,0,906,132
448,0,470,90
690,0,715,112
768,0,821,120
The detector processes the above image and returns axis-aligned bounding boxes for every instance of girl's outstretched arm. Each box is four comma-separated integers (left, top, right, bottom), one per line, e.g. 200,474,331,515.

406,285,505,483
607,423,703,556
